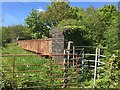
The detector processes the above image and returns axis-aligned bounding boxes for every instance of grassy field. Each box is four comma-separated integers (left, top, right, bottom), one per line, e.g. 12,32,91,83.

1,43,64,89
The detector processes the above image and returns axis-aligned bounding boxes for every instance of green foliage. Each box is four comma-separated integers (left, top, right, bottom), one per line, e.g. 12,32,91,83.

117,9,120,48
98,5,117,26
2,27,11,45
58,19,80,27
25,1,80,39
96,50,119,88
25,9,48,39
42,1,71,26
2,25,30,46
104,18,119,50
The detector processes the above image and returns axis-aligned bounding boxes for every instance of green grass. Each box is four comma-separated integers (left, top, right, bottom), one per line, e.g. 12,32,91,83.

1,43,64,89
2,43,33,54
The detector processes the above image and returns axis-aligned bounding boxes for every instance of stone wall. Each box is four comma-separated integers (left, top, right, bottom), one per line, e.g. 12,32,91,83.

50,27,64,63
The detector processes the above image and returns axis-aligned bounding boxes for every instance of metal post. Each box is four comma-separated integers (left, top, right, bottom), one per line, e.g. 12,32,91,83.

50,56,53,88
67,42,70,65
12,56,15,79
94,47,98,86
73,46,75,67
12,55,15,89
97,48,100,79
76,54,78,85
82,48,84,75
62,49,68,88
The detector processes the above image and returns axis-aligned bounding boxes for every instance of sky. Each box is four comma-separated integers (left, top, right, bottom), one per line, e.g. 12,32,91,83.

1,1,118,26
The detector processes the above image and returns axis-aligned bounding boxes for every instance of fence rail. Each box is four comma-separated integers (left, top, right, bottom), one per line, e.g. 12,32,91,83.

1,53,79,89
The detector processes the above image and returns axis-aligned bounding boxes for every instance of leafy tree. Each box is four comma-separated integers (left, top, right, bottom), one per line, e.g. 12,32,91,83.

104,18,119,50
25,9,48,39
41,1,72,28
25,1,79,39
2,25,29,45
117,1,120,48
98,5,117,27
98,5,119,49
2,27,11,44
78,6,104,46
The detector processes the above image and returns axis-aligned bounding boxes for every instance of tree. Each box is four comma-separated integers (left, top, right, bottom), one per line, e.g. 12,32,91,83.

41,1,72,28
25,9,48,39
98,5,119,49
2,25,29,44
25,1,79,39
104,18,119,50
117,1,120,48
98,5,117,27
78,6,104,46
2,26,11,44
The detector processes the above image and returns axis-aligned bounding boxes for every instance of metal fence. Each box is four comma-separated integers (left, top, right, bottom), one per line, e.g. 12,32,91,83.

1,54,79,89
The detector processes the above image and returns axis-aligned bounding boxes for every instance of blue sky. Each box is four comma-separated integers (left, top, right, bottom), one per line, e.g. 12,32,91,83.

2,2,118,26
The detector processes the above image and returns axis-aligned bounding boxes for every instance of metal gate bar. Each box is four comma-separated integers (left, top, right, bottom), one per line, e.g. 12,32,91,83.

1,53,79,89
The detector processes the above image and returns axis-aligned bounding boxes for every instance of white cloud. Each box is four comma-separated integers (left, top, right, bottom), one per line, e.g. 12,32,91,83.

37,7,45,12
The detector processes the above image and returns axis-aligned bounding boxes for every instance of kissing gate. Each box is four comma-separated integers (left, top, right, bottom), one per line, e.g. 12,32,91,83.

1,27,106,89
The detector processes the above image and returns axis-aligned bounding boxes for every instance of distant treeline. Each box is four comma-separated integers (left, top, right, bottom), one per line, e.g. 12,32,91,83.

1,25,31,46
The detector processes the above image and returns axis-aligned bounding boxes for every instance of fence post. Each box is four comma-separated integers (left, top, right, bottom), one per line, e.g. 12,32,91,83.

12,55,15,89
76,53,78,85
73,46,75,67
94,47,98,87
82,48,84,75
50,56,53,88
97,48,100,79
62,49,68,88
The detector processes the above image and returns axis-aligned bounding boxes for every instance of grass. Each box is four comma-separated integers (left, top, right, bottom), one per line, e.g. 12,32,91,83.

2,43,33,54
1,43,64,89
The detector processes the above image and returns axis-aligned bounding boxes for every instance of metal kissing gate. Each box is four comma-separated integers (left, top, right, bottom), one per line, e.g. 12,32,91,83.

65,45,106,87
